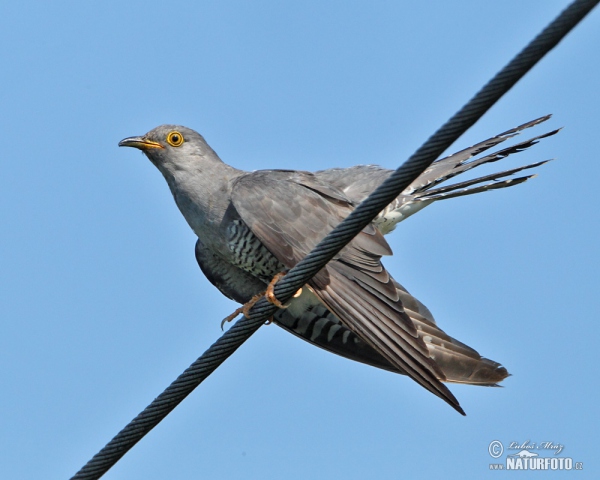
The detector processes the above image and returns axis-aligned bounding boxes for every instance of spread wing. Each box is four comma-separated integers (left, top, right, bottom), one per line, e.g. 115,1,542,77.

231,169,465,414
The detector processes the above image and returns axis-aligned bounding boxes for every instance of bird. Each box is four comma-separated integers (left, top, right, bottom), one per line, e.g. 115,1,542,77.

119,115,558,415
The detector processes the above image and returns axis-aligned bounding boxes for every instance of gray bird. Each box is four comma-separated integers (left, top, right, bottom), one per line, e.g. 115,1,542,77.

119,115,557,415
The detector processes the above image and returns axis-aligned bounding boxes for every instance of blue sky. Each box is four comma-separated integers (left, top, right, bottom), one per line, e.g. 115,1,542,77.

1,1,598,479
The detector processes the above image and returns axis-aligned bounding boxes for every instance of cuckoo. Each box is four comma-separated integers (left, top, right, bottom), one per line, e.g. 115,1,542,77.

119,115,557,415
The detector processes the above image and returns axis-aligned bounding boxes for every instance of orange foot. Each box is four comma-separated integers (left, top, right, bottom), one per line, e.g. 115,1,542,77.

220,291,264,330
220,272,303,329
265,272,303,309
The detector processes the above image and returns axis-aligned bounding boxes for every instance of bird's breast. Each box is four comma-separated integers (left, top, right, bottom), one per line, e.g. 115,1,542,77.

225,219,286,281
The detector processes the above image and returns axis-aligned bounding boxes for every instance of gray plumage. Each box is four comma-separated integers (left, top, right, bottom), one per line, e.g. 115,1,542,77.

119,115,558,415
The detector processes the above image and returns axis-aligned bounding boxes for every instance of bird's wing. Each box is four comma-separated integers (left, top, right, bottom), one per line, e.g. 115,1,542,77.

231,170,465,414
274,281,508,385
196,234,507,386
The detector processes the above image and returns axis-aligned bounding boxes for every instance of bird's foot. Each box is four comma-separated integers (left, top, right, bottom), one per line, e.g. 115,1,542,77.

220,291,265,330
220,306,244,330
265,272,303,308
265,272,288,308
219,273,302,330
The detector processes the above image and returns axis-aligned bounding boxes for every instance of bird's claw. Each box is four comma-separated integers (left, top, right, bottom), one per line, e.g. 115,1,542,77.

220,273,302,329
220,306,244,330
220,291,266,330
265,272,303,307
265,272,288,308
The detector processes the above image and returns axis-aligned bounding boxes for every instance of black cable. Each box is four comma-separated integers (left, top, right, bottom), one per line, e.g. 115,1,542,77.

71,1,598,478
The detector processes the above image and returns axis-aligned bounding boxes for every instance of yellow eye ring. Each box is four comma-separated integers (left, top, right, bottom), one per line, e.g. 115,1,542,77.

167,131,184,147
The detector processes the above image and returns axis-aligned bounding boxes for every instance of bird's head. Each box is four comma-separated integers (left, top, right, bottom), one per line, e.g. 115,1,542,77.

119,125,221,173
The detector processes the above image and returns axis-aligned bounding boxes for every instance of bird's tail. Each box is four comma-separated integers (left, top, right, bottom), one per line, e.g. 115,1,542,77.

373,116,559,233
408,115,559,201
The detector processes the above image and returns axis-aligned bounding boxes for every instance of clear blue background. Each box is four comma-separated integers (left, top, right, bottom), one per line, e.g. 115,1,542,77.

1,1,598,478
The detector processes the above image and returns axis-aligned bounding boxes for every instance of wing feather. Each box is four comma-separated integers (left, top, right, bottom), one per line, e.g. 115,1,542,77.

231,169,465,414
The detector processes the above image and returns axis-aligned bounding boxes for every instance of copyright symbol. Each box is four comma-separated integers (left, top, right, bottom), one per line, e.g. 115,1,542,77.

489,440,503,458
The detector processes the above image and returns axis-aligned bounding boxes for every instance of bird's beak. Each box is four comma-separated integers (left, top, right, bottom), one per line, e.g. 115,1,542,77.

118,136,164,150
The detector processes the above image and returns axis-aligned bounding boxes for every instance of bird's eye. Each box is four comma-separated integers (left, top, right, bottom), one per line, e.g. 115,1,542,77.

167,131,184,147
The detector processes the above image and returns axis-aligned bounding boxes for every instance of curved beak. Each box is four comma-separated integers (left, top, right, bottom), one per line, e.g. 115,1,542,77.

118,136,164,150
